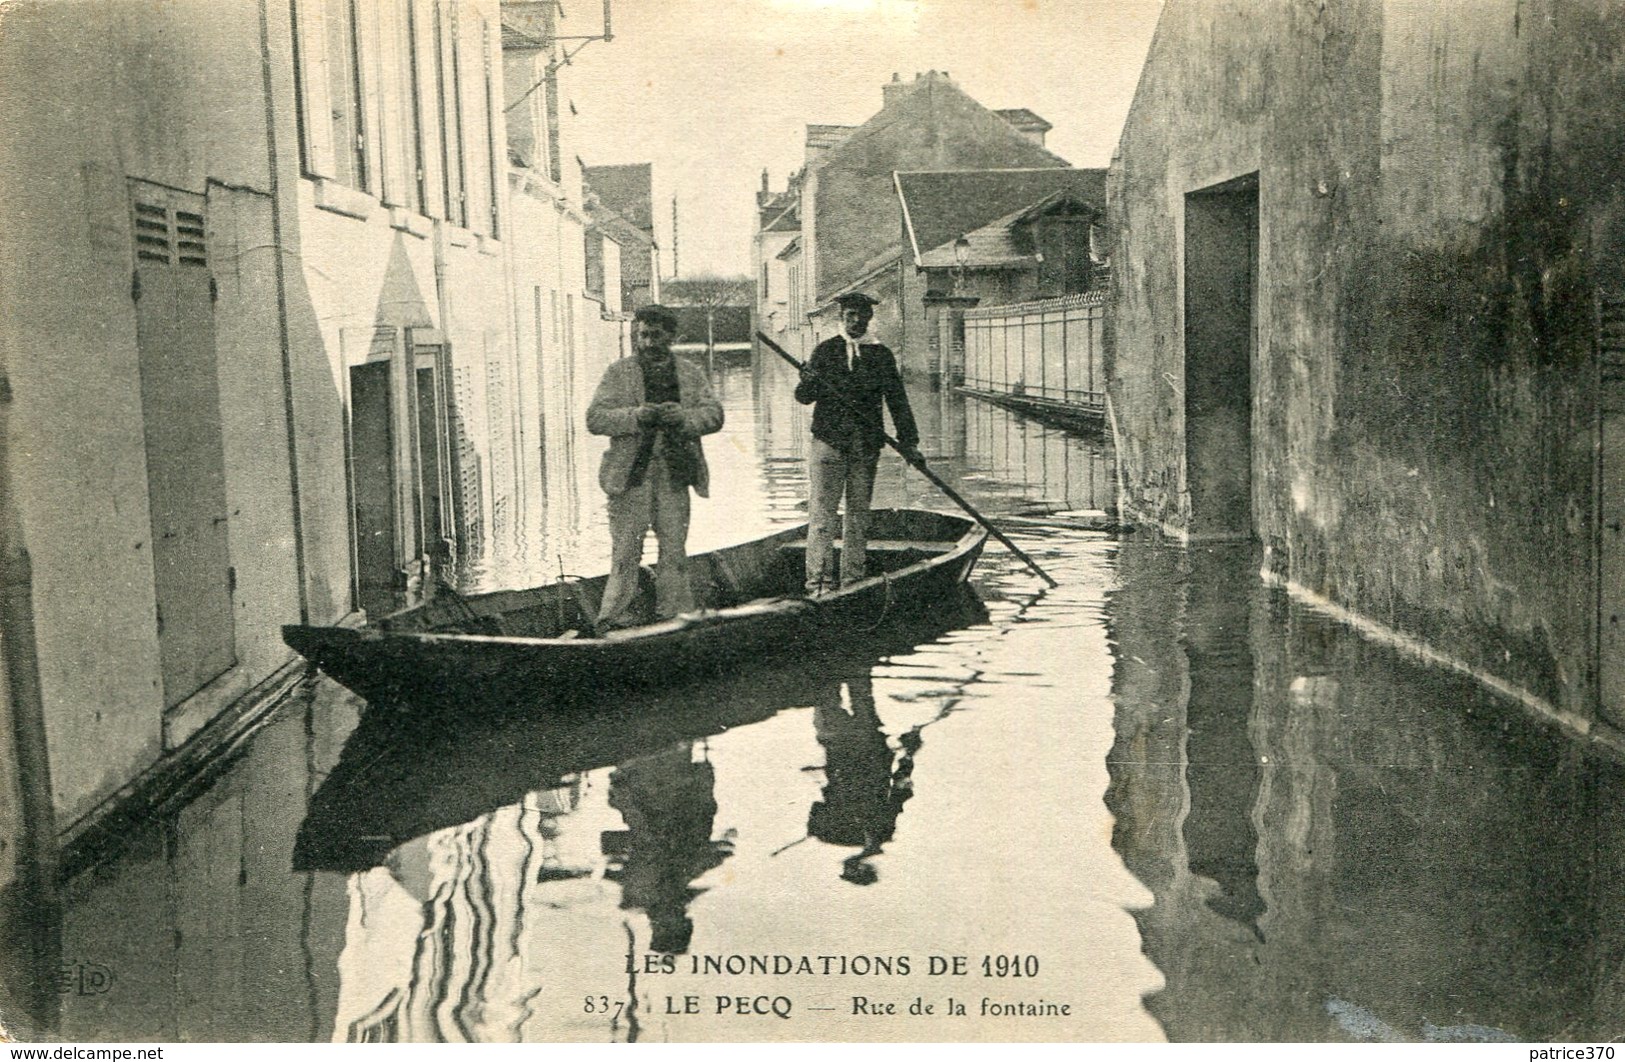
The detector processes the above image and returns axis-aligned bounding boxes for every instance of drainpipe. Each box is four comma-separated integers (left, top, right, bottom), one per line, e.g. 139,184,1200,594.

259,0,310,623
0,364,62,1039
434,231,463,563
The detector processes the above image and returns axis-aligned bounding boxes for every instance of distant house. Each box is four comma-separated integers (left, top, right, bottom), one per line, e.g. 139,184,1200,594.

586,197,656,325
584,162,660,308
907,186,1105,300
753,70,1084,373
889,171,1106,376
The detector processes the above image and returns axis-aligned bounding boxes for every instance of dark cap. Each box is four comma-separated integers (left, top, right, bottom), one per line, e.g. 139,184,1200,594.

834,292,881,310
633,303,679,332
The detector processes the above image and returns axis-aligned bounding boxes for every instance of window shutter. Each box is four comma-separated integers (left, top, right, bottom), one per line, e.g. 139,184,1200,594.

436,0,466,226
134,202,172,265
353,0,385,198
460,7,491,236
293,0,338,178
482,17,501,239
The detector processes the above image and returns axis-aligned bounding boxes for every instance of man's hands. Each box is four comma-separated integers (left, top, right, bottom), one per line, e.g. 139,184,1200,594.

635,402,685,431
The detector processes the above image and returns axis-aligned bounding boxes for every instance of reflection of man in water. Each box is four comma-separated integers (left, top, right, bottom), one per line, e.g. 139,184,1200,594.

807,674,917,884
601,744,732,953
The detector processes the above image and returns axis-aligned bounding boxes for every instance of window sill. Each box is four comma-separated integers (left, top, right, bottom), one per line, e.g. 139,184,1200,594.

389,207,431,238
446,226,475,248
477,233,501,257
312,178,378,221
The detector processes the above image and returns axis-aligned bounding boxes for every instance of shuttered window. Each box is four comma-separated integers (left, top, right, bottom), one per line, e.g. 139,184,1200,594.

435,1,467,227
132,202,210,269
326,0,368,189
396,0,428,214
482,18,501,239
290,0,373,190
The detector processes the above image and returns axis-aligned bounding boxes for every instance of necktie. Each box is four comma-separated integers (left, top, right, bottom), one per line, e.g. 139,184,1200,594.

846,338,860,372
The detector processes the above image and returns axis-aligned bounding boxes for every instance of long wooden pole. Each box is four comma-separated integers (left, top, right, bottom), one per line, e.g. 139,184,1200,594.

756,331,1059,588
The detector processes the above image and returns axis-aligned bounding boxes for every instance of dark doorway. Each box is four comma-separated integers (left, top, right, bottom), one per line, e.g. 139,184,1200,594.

1183,175,1259,541
349,360,397,617
413,350,449,575
1599,290,1625,728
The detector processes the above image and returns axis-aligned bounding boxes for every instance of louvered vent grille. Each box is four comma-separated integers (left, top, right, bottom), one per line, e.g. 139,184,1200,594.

134,202,171,264
175,210,207,267
1602,292,1625,415
130,194,208,269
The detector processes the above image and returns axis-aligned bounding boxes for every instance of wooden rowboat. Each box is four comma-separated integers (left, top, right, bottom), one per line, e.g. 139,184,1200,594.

293,583,988,871
282,508,988,708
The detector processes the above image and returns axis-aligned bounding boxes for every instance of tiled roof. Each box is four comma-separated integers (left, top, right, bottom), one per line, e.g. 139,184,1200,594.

916,191,1097,268
763,199,800,232
583,163,654,233
821,246,905,306
590,210,652,250
995,108,1053,133
895,168,1105,266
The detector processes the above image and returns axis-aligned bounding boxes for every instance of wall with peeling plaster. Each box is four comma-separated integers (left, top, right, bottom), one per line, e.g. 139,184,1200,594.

1107,0,1625,731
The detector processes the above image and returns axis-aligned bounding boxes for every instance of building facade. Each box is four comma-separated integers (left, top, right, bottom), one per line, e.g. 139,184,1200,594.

894,172,1106,380
584,162,661,309
752,71,1081,378
0,0,632,839
1108,0,1625,742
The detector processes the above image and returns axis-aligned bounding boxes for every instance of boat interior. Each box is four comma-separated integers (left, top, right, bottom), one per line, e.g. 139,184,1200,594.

377,510,974,639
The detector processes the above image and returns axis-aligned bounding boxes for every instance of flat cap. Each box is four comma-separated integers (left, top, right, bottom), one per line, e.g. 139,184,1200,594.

632,303,679,332
834,292,881,309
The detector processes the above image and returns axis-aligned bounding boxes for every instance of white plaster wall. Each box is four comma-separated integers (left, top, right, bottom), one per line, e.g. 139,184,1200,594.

0,0,279,823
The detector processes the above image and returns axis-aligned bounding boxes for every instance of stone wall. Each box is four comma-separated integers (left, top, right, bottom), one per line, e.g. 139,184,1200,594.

1108,0,1625,730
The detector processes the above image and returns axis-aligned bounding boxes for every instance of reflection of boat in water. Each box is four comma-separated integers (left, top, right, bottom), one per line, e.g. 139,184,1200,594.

293,584,989,874
283,509,987,709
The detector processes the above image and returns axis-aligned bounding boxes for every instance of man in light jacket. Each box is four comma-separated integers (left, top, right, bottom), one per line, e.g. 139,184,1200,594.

586,304,724,629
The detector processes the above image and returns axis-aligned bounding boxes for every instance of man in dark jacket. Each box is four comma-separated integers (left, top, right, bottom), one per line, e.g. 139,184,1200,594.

793,292,920,594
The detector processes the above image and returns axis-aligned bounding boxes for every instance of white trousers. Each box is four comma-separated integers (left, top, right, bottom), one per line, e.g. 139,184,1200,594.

598,455,695,625
806,439,879,592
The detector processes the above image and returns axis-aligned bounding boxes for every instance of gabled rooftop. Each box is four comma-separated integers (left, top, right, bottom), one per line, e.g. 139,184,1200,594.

916,190,1099,269
587,200,654,251
895,168,1106,267
583,163,654,234
995,108,1053,134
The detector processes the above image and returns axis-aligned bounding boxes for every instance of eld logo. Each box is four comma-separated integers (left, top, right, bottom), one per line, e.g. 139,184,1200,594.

55,963,114,996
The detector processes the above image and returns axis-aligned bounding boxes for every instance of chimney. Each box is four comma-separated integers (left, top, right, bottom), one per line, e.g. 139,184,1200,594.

882,71,906,108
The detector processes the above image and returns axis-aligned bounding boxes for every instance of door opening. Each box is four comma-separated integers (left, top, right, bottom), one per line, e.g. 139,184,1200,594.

1183,174,1259,541
349,360,397,617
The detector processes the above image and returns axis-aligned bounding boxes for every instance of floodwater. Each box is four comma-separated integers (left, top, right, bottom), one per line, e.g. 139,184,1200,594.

26,354,1625,1042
